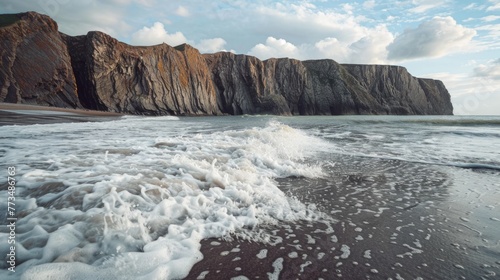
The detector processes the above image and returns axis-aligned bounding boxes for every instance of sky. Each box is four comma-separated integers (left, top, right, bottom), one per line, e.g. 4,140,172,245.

1,0,499,115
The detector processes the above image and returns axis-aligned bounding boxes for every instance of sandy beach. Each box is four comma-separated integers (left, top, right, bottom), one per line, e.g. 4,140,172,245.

186,157,500,279
0,110,500,279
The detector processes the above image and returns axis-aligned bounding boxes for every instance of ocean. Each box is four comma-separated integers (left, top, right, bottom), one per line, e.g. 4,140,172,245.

1,115,499,279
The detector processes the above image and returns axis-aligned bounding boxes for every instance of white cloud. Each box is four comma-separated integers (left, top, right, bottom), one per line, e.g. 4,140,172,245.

248,37,300,59
246,3,397,63
464,3,486,10
452,78,500,115
409,0,449,13
175,6,190,17
424,71,500,115
130,22,187,46
342,3,355,14
473,24,500,49
349,26,395,63
481,15,500,22
387,16,476,61
1,0,145,38
247,23,393,64
487,0,500,11
195,38,227,53
313,25,394,64
363,0,376,10
474,58,500,80
254,3,368,45
314,37,351,61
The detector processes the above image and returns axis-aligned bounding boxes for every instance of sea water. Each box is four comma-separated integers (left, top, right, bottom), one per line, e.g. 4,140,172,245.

1,115,499,279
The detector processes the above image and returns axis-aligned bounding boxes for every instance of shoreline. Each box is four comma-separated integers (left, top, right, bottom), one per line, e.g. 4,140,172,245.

186,157,500,279
0,103,123,125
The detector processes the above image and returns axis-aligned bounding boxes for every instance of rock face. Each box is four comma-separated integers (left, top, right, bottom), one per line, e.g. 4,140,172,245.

0,12,453,115
0,12,80,108
64,33,219,115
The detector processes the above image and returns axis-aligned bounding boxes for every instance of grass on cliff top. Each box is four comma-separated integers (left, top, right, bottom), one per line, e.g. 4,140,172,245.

0,14,20,28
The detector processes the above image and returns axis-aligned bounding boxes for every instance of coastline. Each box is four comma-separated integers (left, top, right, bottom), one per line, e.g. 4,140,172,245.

0,114,498,279
0,103,123,126
185,158,500,279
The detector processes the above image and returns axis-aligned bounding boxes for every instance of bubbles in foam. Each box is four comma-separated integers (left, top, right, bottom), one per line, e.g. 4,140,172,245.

0,118,331,279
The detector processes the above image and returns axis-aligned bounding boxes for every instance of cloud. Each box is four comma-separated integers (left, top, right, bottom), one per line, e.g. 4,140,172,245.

314,38,350,61
175,6,190,17
1,0,142,38
387,16,476,61
195,38,227,53
409,0,449,13
248,37,300,59
130,22,187,46
425,71,500,115
348,26,395,63
245,3,396,63
487,0,500,11
474,58,500,80
314,25,394,64
480,15,500,22
253,3,369,46
464,3,486,10
247,23,393,64
362,0,376,10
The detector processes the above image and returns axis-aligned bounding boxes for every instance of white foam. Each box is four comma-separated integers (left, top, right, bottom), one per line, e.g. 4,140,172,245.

340,245,350,259
197,270,210,279
300,261,312,272
231,276,248,280
0,119,331,279
256,249,268,259
267,258,284,280
363,250,372,259
331,235,338,243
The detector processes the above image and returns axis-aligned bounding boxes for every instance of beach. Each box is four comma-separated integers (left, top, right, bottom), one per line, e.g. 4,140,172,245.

187,156,500,279
1,113,499,279
0,103,122,126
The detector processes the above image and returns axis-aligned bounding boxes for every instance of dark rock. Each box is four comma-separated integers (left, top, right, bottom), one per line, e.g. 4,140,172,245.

0,12,453,115
0,12,80,108
65,33,220,115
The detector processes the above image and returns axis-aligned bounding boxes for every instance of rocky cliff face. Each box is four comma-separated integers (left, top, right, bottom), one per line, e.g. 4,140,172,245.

64,32,219,115
0,12,80,108
0,12,453,115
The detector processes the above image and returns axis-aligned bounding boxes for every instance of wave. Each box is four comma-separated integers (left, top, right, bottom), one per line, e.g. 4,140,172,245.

331,115,500,126
444,162,500,171
120,115,180,121
0,120,332,279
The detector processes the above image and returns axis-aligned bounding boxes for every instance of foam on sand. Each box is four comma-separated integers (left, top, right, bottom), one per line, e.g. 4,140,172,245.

0,119,331,279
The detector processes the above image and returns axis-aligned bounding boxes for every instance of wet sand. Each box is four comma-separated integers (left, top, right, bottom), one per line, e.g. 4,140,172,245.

2,105,498,279
0,103,123,125
186,157,500,279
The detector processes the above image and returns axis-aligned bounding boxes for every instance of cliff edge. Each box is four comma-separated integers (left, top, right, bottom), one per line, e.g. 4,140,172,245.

0,12,453,115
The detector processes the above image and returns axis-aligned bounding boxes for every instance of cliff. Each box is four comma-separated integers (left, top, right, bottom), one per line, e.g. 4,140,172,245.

0,12,453,115
0,12,80,108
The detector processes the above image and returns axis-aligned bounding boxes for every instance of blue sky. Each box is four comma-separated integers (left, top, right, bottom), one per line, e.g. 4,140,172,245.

2,0,499,115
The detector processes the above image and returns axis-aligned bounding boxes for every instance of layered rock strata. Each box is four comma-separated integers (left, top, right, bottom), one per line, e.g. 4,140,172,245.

0,12,453,115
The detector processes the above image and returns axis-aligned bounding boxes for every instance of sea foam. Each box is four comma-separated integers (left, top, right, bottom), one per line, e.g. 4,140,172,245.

0,119,331,279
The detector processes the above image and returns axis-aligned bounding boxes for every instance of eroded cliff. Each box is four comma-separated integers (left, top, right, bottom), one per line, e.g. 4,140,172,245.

0,12,453,115
0,12,80,108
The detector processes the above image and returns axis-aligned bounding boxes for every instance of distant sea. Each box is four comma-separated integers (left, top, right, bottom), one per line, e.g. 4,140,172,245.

1,115,499,279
